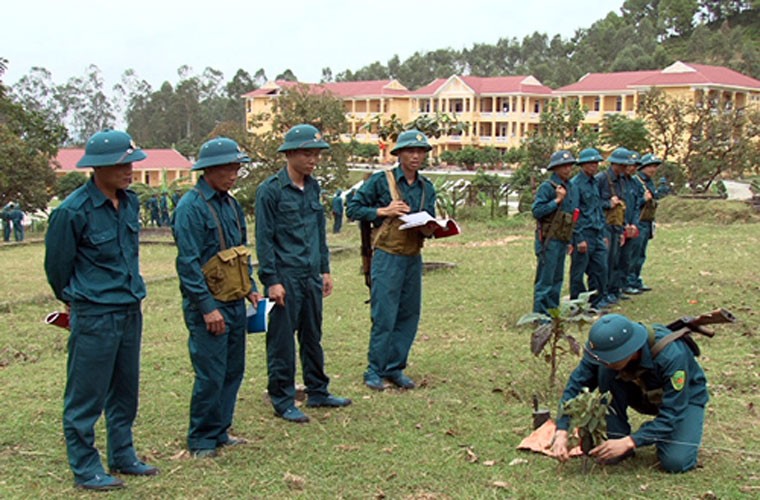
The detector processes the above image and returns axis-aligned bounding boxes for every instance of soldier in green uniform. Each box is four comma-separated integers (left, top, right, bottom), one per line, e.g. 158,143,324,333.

331,189,344,233
569,148,609,309
551,314,708,472
346,129,437,391
627,153,662,292
532,150,579,316
620,151,643,296
256,124,351,423
2,202,13,242
9,203,25,241
596,148,630,305
172,137,261,457
44,129,158,490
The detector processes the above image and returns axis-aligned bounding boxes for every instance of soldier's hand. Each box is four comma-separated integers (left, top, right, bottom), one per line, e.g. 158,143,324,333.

203,309,226,336
611,195,621,207
555,185,567,204
551,430,570,462
590,436,635,462
644,190,653,201
269,284,286,307
577,241,588,254
379,200,410,218
247,291,263,310
322,273,333,298
567,244,574,255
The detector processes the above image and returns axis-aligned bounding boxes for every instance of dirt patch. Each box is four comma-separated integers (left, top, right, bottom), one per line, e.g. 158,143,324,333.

429,235,530,248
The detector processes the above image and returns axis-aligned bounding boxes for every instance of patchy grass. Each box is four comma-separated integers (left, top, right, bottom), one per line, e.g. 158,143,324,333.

0,218,758,498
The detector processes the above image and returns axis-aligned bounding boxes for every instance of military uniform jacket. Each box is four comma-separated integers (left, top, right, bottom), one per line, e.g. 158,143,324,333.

45,178,146,313
255,168,330,288
622,174,640,226
634,172,659,213
570,170,605,244
556,324,709,447
531,173,579,245
596,169,625,226
172,177,255,315
346,166,436,227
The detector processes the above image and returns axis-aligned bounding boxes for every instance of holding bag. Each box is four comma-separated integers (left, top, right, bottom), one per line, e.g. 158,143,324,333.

197,189,252,302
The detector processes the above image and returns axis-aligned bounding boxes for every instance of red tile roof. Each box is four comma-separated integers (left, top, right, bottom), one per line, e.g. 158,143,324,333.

557,62,760,93
556,70,661,93
412,75,552,95
52,148,192,172
629,62,760,90
242,79,408,98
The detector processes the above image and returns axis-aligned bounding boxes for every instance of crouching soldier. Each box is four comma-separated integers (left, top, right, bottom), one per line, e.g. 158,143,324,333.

551,314,708,472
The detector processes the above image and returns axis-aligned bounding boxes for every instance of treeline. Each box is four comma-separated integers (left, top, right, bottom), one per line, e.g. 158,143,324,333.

327,2,759,89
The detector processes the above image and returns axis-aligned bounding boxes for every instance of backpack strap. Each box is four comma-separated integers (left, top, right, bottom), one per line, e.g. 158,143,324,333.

646,324,690,359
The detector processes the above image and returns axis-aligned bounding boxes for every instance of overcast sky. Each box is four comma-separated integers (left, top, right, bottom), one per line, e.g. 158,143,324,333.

2,0,624,90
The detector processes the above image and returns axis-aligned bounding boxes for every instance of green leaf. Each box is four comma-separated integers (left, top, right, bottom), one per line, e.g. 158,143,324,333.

516,313,550,326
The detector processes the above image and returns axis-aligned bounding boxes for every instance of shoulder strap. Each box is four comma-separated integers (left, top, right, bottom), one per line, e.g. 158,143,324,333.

385,169,401,202
193,188,244,251
647,324,689,359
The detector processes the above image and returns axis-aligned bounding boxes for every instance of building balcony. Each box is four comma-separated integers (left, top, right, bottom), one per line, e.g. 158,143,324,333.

479,136,492,143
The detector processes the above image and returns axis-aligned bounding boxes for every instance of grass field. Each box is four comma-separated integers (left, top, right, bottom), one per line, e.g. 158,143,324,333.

1,208,758,498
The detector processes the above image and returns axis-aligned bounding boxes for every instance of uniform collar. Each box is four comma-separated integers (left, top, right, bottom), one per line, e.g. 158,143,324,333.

196,176,224,201
394,165,420,186
86,177,127,208
550,172,566,186
276,166,317,191
638,172,651,181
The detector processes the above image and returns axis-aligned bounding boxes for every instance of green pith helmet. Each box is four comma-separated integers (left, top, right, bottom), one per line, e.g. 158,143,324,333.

628,150,642,166
547,150,576,170
277,124,330,153
192,137,251,171
390,129,432,155
76,129,147,168
640,153,663,169
576,148,604,165
607,147,631,166
584,314,647,365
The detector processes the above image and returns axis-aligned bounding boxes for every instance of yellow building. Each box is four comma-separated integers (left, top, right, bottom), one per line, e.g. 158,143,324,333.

409,75,553,156
242,75,553,159
555,61,760,133
242,62,760,161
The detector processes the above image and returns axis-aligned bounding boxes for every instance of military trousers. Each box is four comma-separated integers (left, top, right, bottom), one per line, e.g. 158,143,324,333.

606,378,704,472
533,238,567,315
184,299,246,451
627,221,653,289
266,274,330,414
604,225,623,297
367,249,422,378
2,221,10,241
332,212,343,234
569,229,608,305
63,303,142,483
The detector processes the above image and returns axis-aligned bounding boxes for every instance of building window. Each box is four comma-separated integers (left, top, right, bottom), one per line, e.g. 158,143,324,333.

593,97,600,112
534,101,541,113
615,96,622,112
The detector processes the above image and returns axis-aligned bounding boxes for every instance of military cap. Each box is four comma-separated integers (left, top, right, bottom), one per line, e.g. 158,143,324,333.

640,153,663,169
77,129,147,168
584,314,648,365
193,137,251,171
390,129,432,155
607,147,632,166
278,124,330,153
576,148,604,165
547,150,576,170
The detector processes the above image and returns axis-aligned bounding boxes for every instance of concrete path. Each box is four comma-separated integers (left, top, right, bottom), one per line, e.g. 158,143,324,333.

723,180,753,200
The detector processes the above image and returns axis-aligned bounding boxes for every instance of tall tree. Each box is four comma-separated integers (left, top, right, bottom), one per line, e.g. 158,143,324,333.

0,59,67,211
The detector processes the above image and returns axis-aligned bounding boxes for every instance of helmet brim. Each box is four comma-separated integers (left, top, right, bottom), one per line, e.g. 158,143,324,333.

76,149,147,168
192,152,251,171
584,321,648,365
